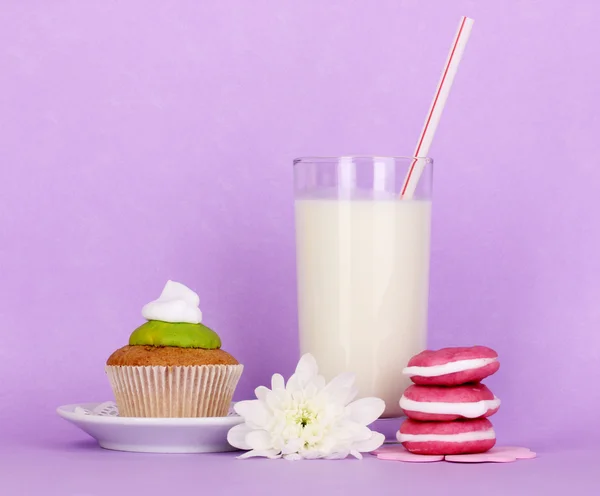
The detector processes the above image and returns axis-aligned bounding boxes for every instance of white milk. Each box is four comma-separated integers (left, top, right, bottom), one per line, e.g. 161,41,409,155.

295,198,431,418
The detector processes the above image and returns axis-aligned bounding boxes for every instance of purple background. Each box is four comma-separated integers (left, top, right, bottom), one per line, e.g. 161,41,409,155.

1,1,600,492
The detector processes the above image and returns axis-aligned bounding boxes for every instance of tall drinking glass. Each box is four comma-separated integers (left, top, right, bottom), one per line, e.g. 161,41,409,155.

293,156,433,418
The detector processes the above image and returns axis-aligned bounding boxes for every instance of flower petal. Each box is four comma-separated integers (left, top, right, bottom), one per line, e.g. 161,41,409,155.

266,390,285,411
304,381,319,399
284,453,303,461
321,372,358,405
237,449,281,459
352,432,385,453
234,400,271,429
324,450,350,460
314,435,340,455
295,353,318,379
286,373,303,394
346,397,385,425
330,421,372,442
246,430,272,451
254,386,271,403
347,385,359,404
350,450,363,460
286,353,319,392
313,374,326,390
271,373,285,391
227,423,253,450
301,450,323,460
281,438,304,455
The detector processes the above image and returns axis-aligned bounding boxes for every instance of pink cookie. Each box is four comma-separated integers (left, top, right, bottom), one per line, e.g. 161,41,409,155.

400,383,500,421
397,418,496,455
403,346,500,386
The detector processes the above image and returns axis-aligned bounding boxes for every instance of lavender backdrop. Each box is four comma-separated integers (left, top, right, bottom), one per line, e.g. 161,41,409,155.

1,0,599,450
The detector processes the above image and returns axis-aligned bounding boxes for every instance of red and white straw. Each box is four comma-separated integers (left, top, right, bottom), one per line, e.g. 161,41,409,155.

400,16,475,199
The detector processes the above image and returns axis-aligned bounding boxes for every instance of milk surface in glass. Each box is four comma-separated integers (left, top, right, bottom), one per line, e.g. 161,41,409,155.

294,157,432,418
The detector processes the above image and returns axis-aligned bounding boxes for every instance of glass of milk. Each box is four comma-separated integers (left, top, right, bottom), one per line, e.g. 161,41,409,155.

294,156,433,418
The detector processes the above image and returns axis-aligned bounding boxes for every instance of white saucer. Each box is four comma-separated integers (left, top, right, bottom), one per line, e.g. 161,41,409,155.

57,401,244,453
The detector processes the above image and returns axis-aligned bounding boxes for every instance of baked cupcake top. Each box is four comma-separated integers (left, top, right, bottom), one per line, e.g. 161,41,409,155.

107,346,238,366
107,280,239,366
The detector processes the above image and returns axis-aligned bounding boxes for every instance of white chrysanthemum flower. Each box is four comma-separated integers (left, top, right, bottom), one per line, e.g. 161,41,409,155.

227,353,386,460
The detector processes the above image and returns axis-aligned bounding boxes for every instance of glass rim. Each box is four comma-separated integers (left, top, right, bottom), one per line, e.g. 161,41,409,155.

293,155,433,165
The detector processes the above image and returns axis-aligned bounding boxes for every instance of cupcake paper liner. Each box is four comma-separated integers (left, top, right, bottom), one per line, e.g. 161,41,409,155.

105,364,243,418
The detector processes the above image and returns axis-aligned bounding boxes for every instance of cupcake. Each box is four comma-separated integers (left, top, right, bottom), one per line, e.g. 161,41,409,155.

106,280,243,417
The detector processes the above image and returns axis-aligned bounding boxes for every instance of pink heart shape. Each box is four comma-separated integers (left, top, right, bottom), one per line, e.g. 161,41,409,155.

377,451,444,462
445,447,536,463
445,452,516,463
495,446,537,459
372,445,536,464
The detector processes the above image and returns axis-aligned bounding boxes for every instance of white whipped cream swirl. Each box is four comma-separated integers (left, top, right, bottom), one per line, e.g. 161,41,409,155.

141,280,203,324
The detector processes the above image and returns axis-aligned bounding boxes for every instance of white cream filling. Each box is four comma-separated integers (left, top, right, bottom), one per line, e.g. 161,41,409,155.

141,280,203,324
397,429,496,444
402,357,497,377
399,396,501,418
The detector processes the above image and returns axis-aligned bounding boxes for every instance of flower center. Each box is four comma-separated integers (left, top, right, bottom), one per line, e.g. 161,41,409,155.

286,403,318,428
297,408,316,427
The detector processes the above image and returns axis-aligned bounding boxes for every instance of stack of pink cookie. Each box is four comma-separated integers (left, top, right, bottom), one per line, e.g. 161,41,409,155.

397,346,501,456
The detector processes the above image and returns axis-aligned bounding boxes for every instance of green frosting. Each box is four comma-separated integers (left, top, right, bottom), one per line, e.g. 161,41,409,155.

129,320,221,349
